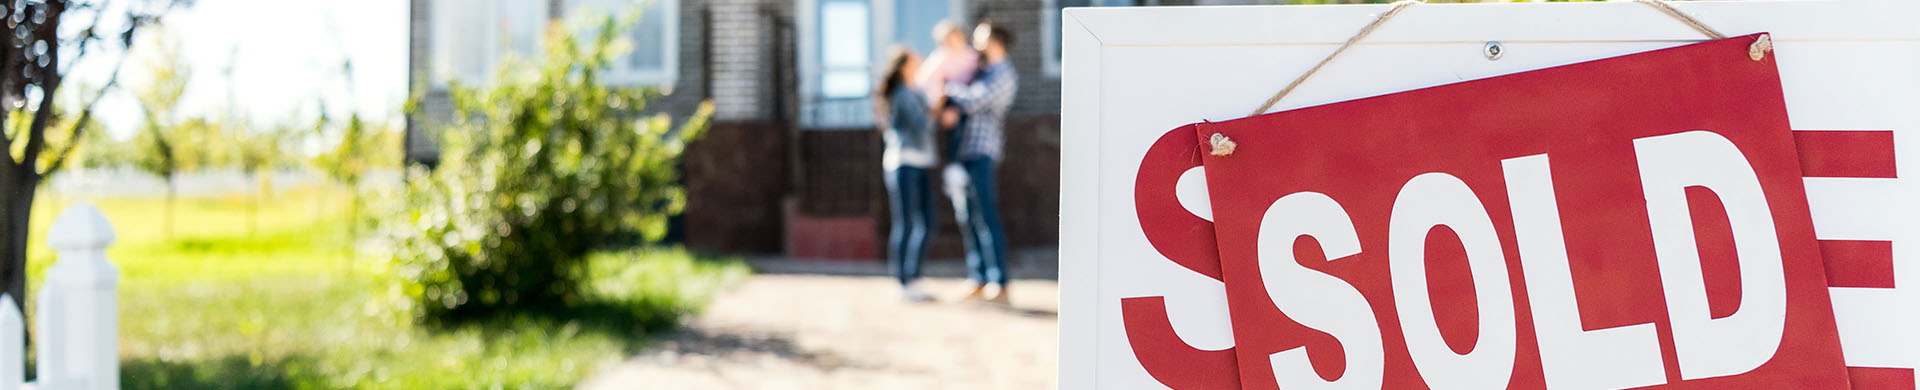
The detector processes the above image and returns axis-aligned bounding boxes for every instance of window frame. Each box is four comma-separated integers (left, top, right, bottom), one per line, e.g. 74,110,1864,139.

431,0,552,87
555,0,683,87
596,0,682,87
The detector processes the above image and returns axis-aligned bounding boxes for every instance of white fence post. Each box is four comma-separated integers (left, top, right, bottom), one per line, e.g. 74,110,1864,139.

36,202,119,390
0,295,19,390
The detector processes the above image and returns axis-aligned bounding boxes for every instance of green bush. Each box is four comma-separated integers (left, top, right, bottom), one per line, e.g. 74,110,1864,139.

385,16,713,323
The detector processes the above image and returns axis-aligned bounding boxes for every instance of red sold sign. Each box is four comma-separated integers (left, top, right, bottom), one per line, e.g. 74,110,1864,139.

1185,35,1850,389
1125,123,1243,389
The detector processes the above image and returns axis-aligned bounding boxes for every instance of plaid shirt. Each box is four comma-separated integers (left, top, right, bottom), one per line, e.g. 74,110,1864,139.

947,61,1018,162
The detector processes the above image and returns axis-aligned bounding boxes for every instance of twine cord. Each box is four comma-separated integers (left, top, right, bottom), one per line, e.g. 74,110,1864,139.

1247,0,1419,118
1218,0,1756,158
1631,0,1726,40
1246,0,1739,118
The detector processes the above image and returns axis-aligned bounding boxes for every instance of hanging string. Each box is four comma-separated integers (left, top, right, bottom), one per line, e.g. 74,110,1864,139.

1244,0,1748,119
1247,0,1420,118
1632,0,1772,62
1631,0,1726,40
1219,0,1756,158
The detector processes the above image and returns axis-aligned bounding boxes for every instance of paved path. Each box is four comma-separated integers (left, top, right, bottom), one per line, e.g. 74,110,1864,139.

578,263,1060,390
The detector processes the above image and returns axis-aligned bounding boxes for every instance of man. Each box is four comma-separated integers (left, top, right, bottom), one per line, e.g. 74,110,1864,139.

943,21,1018,304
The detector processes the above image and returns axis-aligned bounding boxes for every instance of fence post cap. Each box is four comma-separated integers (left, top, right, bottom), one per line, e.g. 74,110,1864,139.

46,201,115,252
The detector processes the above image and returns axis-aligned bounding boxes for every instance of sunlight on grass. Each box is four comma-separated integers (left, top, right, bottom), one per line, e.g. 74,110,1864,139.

28,187,359,283
21,185,748,389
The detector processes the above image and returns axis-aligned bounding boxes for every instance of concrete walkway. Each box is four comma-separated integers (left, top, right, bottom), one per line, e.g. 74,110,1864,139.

578,254,1060,390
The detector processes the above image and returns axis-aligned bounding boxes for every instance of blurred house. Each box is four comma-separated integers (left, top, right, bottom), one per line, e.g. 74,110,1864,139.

407,0,1259,259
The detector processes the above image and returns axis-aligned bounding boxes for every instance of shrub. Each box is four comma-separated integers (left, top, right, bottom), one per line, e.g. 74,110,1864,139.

385,16,713,323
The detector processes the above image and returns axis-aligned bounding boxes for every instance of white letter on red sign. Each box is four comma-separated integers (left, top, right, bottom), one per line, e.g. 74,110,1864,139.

1257,192,1383,389
1635,130,1788,380
1503,154,1666,390
1387,173,1518,390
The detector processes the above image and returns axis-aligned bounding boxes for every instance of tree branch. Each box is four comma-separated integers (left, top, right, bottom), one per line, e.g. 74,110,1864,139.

56,0,112,77
1,99,12,150
40,41,133,176
20,2,66,175
0,5,23,153
18,0,183,174
23,91,58,178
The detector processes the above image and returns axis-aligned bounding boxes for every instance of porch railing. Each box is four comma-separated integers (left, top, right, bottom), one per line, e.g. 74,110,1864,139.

800,96,875,130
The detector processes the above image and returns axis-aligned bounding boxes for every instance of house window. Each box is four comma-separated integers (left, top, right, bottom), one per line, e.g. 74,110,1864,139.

799,0,957,129
568,0,682,87
429,0,549,87
797,0,876,128
1040,0,1143,78
819,0,873,98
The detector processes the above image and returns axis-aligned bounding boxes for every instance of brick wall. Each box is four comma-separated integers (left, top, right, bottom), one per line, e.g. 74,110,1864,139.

682,0,800,255
997,115,1063,248
968,0,1060,116
683,122,791,253
707,0,794,122
638,0,714,125
405,0,440,165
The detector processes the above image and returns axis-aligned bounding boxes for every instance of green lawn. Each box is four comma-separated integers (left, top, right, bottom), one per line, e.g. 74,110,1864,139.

24,186,748,389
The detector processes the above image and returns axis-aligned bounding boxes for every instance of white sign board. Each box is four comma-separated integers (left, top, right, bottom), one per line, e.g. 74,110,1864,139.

1058,1,1920,388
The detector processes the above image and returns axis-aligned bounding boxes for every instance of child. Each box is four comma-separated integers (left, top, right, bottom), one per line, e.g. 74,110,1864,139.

913,21,979,104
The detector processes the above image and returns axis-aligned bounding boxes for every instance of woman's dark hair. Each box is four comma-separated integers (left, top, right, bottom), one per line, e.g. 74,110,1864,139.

875,45,915,102
872,45,915,126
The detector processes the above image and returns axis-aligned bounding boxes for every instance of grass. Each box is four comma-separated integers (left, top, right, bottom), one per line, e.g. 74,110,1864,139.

22,186,749,389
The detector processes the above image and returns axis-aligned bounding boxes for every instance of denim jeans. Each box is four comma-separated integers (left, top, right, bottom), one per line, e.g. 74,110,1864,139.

951,156,1009,287
885,166,936,286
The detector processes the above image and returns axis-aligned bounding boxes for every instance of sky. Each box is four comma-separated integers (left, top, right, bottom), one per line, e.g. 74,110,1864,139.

70,0,408,141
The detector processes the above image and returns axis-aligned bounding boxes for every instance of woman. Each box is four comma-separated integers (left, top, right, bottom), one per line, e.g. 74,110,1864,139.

874,46,939,302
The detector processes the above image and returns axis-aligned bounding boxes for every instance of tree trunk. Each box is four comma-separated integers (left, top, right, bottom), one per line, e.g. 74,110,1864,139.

347,183,357,241
344,182,357,268
164,173,175,241
0,165,35,312
249,172,259,236
0,163,38,367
